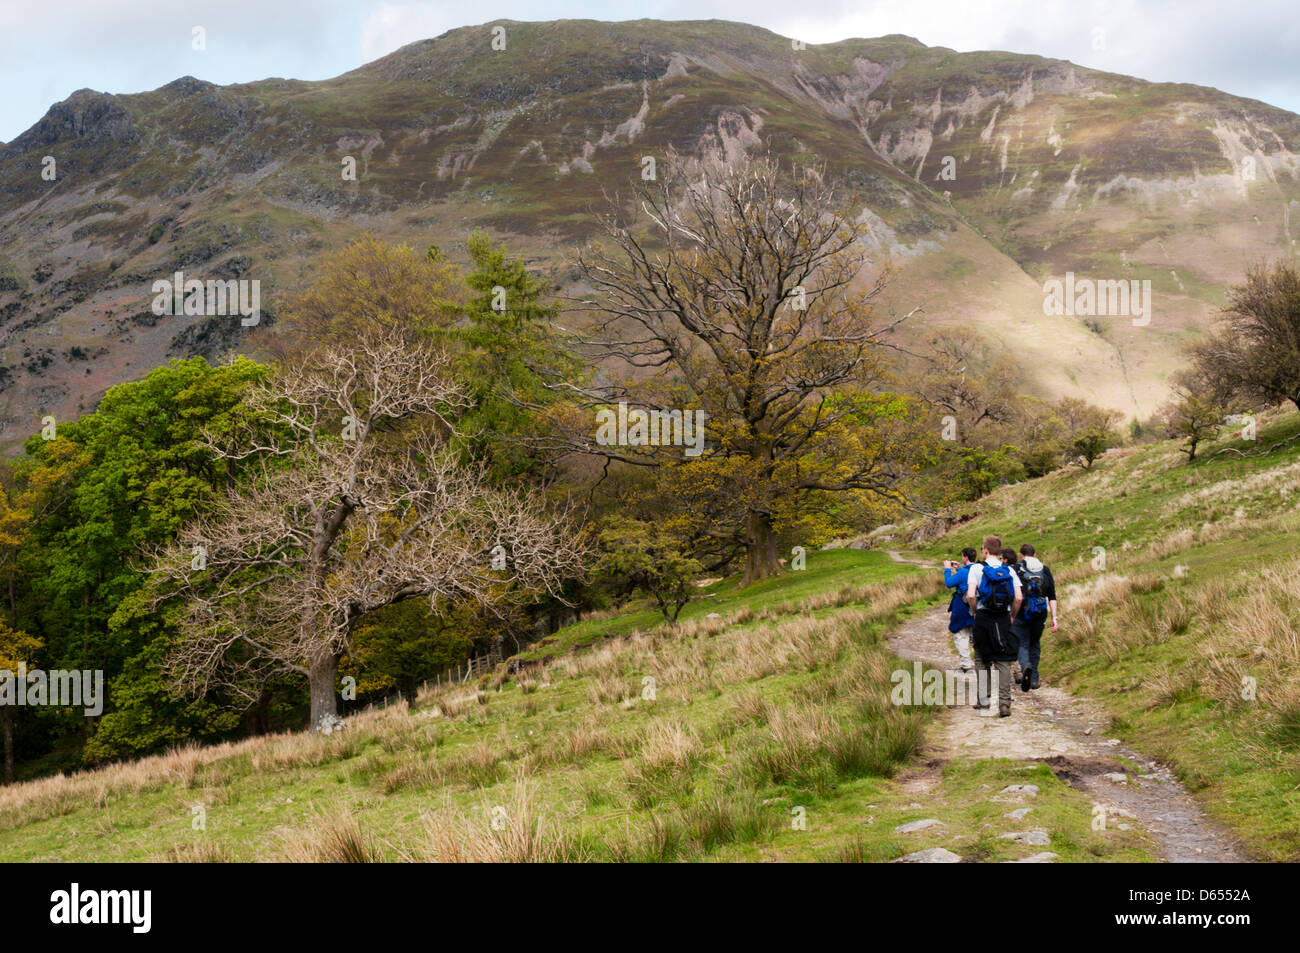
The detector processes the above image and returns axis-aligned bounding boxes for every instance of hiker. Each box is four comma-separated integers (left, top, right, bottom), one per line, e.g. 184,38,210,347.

942,547,978,671
965,535,1022,717
1011,544,1058,691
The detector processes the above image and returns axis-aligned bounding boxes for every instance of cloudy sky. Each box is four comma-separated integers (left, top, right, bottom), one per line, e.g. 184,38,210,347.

2,0,1298,143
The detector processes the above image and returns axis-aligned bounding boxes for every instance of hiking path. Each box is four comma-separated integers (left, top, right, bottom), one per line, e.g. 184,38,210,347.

883,551,1243,862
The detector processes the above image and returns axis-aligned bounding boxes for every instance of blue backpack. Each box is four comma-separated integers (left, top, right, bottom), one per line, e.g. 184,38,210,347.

1018,565,1049,618
977,563,1016,613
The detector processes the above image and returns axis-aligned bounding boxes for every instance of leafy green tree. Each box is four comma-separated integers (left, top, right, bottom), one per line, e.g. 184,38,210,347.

268,234,462,358
596,518,703,627
1055,397,1121,470
457,230,583,480
1159,372,1224,464
343,599,479,704
21,357,267,763
950,445,1024,499
81,618,243,763
0,622,41,783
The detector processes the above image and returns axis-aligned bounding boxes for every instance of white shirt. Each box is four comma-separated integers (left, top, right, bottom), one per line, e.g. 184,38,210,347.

966,556,1022,609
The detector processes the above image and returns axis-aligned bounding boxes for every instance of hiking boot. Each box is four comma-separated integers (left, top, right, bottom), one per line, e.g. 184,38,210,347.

972,702,990,710
998,707,1011,717
1030,673,1040,690
1020,667,1033,692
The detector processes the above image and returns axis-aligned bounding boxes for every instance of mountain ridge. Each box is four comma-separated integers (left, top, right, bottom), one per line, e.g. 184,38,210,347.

1,18,1298,449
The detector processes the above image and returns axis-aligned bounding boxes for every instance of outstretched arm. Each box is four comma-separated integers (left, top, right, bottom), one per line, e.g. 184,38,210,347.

1046,567,1059,631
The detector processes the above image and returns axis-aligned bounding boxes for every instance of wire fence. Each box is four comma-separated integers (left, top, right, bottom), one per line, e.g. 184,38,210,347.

354,645,504,714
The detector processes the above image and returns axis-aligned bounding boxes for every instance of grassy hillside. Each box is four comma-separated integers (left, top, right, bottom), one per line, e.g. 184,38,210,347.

0,549,1152,862
5,410,1300,862
910,407,1300,860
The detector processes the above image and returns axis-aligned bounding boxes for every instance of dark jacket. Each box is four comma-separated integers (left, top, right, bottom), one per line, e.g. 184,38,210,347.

973,611,1020,661
944,564,975,632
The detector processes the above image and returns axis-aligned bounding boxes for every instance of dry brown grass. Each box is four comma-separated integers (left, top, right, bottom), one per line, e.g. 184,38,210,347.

1201,567,1300,716
0,699,437,831
380,751,444,793
622,718,705,808
0,736,260,831
409,775,592,862
1146,668,1199,710
746,701,840,788
803,573,940,614
152,839,233,863
274,806,385,862
438,735,515,789
1147,527,1195,560
587,668,634,706
635,719,702,776
527,716,618,769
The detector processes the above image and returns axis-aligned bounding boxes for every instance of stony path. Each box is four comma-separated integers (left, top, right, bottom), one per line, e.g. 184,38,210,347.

887,604,1245,862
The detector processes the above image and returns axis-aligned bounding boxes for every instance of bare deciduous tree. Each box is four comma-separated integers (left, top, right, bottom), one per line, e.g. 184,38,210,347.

152,331,589,730
916,328,1020,434
1189,261,1300,413
554,152,926,582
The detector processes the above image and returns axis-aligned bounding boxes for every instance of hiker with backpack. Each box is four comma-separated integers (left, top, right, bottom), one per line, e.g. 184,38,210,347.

1011,544,1058,691
965,535,1022,716
942,548,978,671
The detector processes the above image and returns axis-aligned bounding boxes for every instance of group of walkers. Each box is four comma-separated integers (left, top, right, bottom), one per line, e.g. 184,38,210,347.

942,535,1058,717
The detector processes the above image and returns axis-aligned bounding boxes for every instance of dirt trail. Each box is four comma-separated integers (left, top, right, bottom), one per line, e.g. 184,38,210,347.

883,552,1244,862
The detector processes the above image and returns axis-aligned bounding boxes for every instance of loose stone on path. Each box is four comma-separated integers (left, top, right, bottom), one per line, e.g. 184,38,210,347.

895,847,962,863
1000,829,1051,846
894,818,944,834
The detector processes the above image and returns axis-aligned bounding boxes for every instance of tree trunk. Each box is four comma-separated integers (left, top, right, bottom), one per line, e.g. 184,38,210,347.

255,687,272,735
2,706,13,785
308,653,339,731
401,676,418,707
742,509,782,585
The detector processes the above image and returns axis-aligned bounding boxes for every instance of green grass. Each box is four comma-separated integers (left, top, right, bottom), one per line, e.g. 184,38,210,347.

11,405,1298,862
0,552,953,862
518,548,916,660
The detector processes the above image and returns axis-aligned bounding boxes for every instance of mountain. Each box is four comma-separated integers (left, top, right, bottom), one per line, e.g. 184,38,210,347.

1,18,1298,449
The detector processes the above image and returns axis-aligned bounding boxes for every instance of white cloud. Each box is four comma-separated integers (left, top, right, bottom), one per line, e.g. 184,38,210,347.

360,3,462,62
